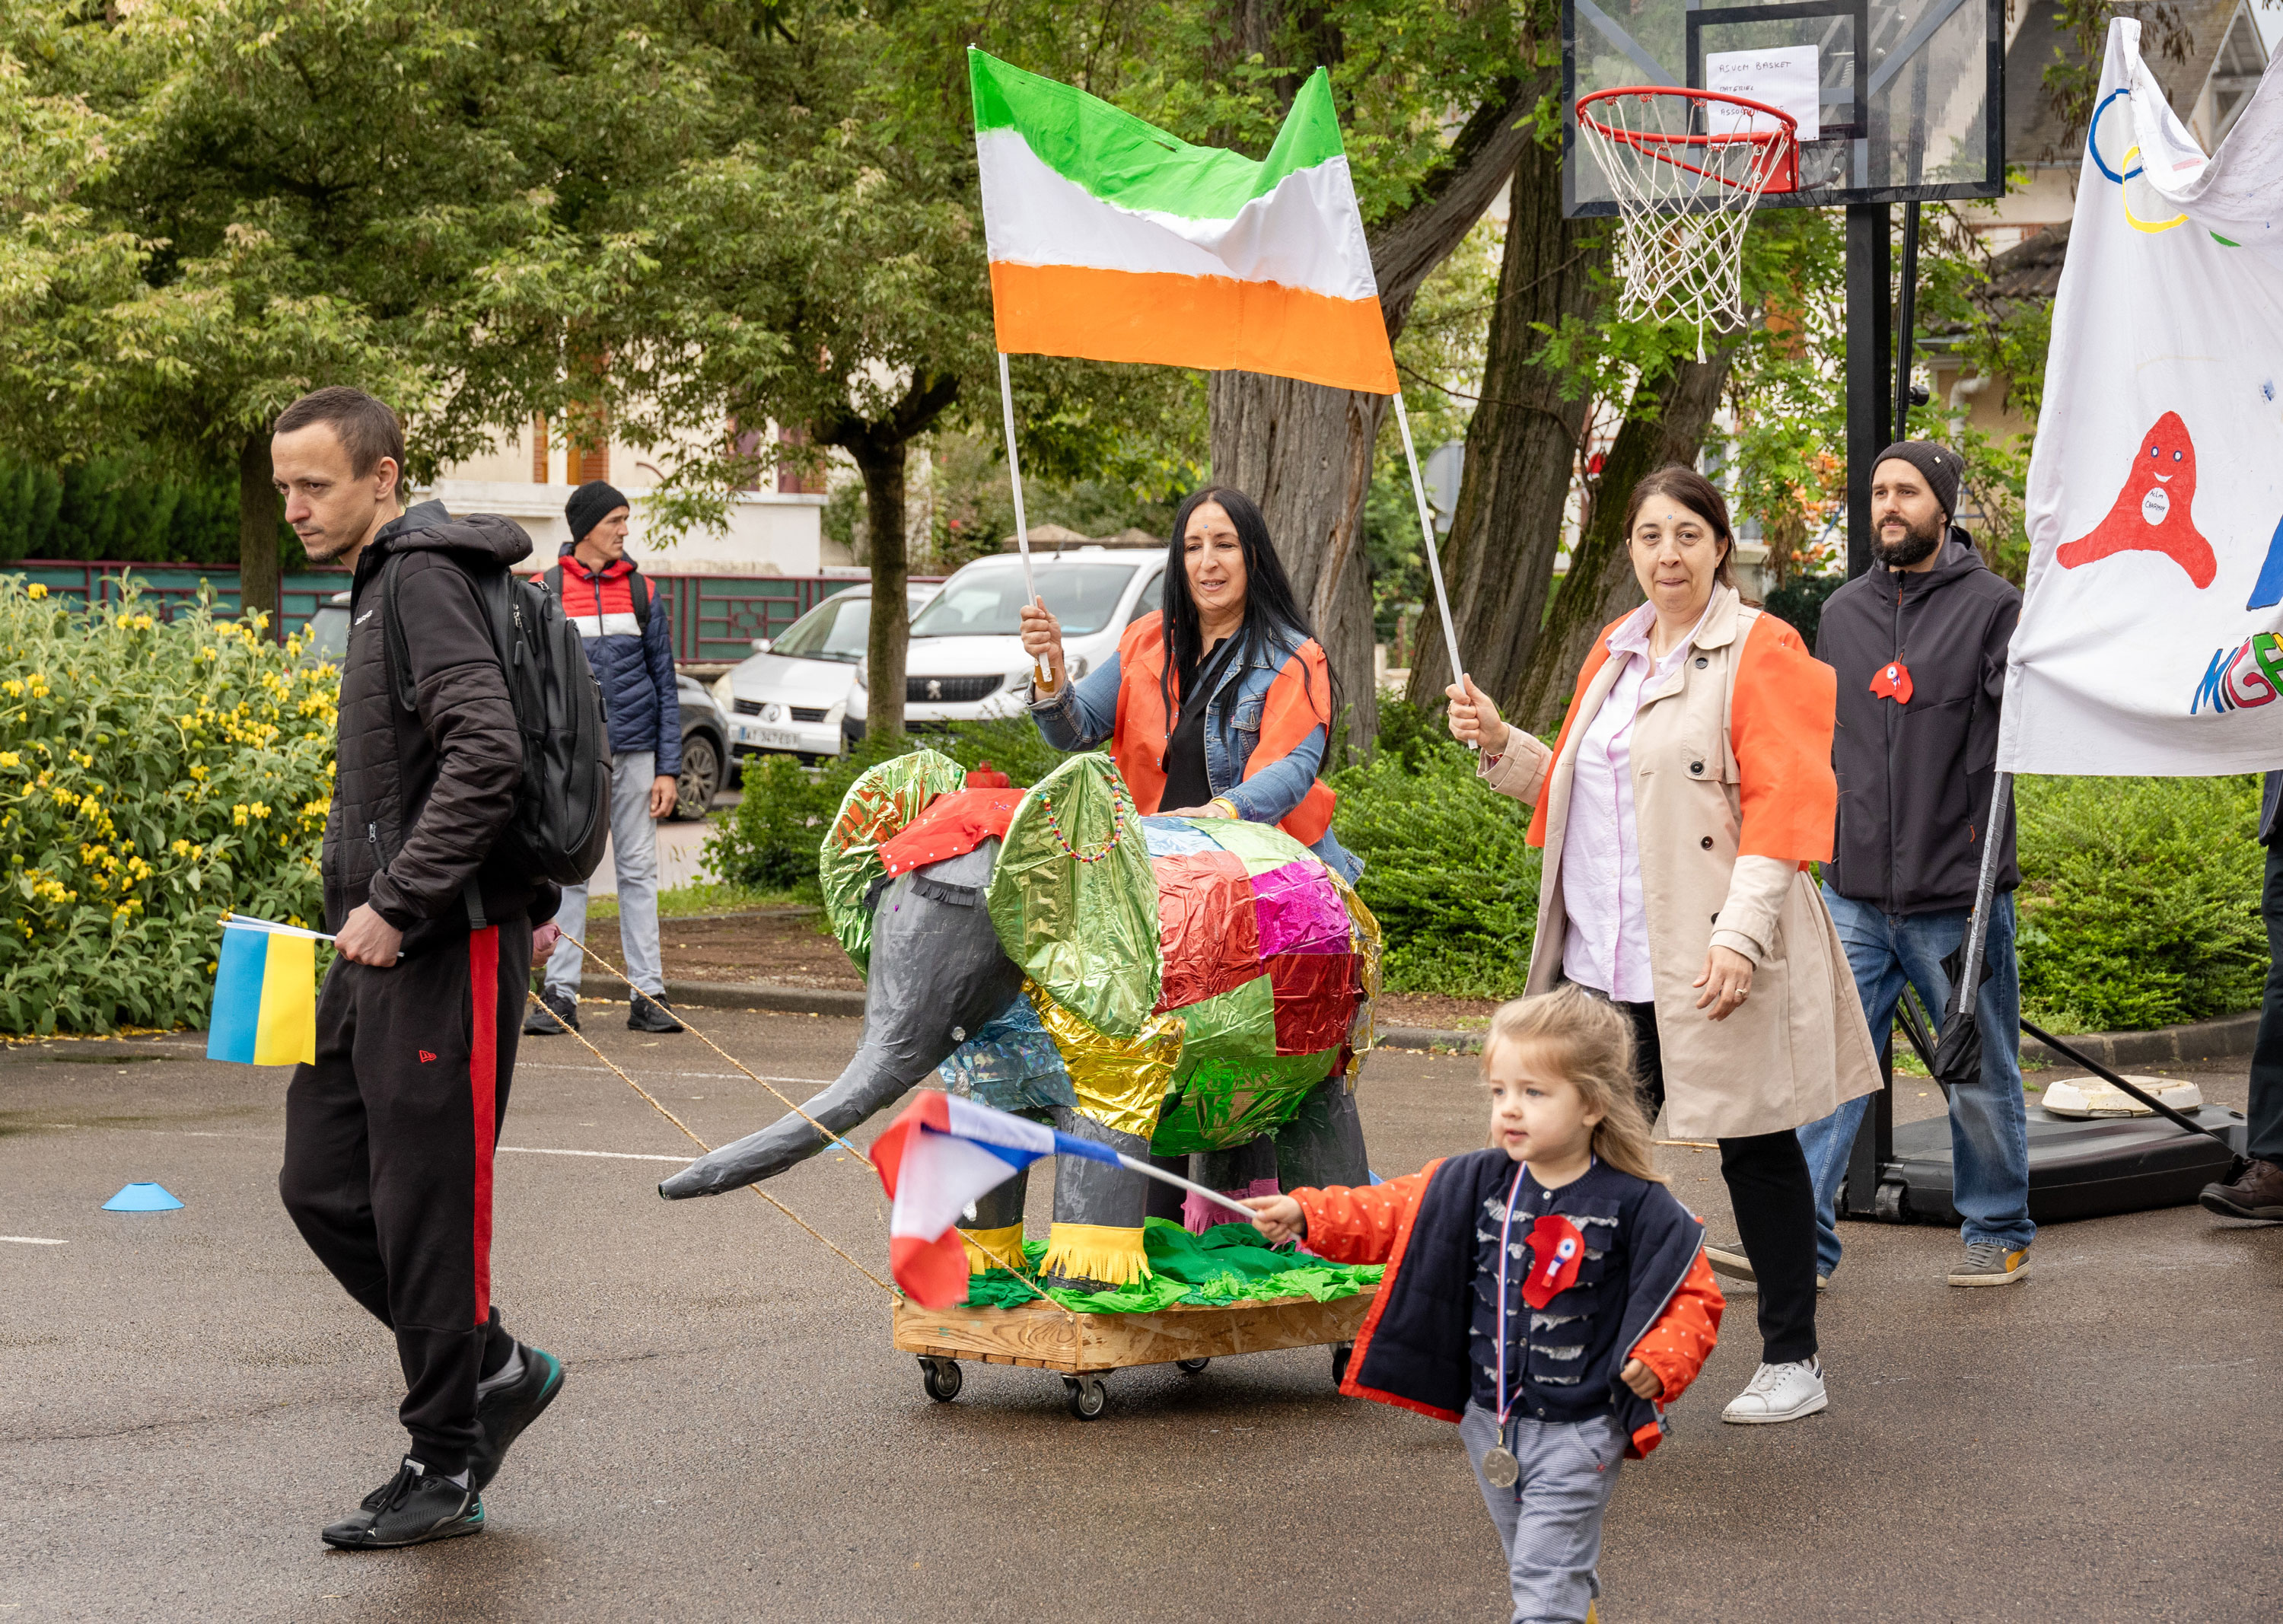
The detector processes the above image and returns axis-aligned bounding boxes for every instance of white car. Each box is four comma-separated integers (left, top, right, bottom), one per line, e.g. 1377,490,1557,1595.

715,584,935,763
846,548,1165,734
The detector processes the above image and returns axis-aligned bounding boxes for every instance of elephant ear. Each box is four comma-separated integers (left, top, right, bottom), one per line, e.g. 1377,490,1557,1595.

986,754,1161,1037
818,748,967,973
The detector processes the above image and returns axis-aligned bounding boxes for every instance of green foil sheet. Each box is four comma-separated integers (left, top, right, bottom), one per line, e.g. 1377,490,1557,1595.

1192,813,1320,874
985,754,1161,1038
817,749,968,972
1173,974,1278,1060
1151,1046,1342,1155
961,1218,1383,1314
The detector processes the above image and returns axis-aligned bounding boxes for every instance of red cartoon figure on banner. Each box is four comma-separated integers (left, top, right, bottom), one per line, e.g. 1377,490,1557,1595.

1521,1212,1587,1308
1870,660,1914,704
2055,411,2215,588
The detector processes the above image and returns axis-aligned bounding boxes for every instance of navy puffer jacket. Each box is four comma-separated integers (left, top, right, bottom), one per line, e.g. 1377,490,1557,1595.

552,546,681,776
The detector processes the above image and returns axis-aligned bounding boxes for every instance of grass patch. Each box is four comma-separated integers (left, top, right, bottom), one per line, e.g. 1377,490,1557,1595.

581,880,807,923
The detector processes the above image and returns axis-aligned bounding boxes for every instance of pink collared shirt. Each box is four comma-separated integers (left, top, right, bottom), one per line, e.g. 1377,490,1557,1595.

1559,600,1710,1002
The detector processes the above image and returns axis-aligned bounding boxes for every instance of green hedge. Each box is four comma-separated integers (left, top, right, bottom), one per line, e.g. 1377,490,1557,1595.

2014,773,2264,1032
702,702,2270,1032
0,577,334,1033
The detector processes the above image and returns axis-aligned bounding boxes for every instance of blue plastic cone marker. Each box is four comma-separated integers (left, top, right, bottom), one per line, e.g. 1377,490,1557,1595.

102,1182,184,1213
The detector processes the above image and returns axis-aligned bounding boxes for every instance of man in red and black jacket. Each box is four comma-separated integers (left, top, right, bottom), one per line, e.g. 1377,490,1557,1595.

271,387,567,1549
525,479,686,1036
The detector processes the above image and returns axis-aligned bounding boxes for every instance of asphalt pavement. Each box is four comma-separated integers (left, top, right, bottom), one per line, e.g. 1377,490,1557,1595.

3,1011,2278,1622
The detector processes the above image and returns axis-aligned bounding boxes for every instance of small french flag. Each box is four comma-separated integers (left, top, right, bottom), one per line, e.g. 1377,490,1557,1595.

871,1094,1119,1306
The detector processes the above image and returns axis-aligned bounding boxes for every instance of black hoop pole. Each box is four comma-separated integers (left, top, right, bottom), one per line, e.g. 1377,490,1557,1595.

1893,200,1922,438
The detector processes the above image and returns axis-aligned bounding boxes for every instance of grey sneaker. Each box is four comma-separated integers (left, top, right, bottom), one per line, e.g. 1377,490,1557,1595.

1947,1240,2030,1287
1705,1241,1829,1291
523,989,579,1036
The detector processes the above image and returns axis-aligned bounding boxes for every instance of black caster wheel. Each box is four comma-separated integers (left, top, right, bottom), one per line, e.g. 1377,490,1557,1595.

1063,1375,1108,1419
1177,1358,1211,1374
1874,1180,1908,1223
1330,1342,1353,1387
919,1357,963,1403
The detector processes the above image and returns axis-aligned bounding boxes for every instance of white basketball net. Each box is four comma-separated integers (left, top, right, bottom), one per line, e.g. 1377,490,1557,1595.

1576,92,1796,361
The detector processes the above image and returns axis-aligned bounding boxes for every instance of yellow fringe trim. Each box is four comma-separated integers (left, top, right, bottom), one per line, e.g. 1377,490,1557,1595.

959,1223,1028,1274
1043,1221,1152,1286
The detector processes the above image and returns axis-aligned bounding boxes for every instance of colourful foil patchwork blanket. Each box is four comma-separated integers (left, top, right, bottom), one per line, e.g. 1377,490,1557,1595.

828,753,1381,1154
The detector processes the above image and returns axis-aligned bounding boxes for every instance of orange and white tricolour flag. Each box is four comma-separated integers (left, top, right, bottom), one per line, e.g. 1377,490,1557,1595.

968,49,1397,395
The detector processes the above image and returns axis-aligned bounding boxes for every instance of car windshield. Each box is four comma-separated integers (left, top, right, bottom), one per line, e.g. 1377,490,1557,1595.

909,562,1138,638
304,604,350,662
771,594,871,662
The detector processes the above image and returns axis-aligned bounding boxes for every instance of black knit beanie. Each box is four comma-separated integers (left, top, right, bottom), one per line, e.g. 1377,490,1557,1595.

565,479,630,543
1872,441,1962,521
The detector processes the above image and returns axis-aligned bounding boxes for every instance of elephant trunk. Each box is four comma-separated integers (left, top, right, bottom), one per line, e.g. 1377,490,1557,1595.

657,1032,944,1199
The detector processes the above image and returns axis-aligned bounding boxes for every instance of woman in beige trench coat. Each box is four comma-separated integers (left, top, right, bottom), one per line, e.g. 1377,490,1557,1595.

1448,464,1880,1427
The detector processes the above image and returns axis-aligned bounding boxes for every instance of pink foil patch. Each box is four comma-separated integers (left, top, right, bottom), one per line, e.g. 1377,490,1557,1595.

1186,1176,1282,1235
1251,860,1351,957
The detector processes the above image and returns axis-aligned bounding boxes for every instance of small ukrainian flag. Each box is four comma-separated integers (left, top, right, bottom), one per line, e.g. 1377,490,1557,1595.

206,916,321,1066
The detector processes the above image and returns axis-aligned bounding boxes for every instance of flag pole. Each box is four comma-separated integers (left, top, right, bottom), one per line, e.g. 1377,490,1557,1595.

1393,392,1466,699
1110,1151,1270,1223
997,352,1052,686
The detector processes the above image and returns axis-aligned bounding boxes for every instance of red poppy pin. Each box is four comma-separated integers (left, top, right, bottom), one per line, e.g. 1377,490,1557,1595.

1522,1214,1587,1308
1870,660,1914,704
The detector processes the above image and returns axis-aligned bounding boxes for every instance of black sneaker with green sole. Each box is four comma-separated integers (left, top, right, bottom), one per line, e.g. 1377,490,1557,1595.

470,1343,565,1492
320,1459,482,1549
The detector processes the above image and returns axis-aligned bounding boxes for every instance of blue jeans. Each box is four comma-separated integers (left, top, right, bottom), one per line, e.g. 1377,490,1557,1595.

1797,887,2036,1277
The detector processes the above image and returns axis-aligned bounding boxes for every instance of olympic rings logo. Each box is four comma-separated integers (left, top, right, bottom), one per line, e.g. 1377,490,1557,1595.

2087,86,2243,246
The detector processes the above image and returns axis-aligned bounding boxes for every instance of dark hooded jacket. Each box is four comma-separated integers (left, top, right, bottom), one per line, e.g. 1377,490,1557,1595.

323,500,559,954
1818,528,2020,915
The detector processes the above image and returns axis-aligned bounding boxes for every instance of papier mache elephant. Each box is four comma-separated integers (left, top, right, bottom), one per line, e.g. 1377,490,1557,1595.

659,749,1381,1291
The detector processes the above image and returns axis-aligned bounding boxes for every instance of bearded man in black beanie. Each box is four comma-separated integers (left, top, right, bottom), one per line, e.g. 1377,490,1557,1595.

1740,442,2039,1291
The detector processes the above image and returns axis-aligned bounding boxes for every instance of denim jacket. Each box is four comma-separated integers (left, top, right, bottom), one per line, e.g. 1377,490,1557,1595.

1027,619,1363,883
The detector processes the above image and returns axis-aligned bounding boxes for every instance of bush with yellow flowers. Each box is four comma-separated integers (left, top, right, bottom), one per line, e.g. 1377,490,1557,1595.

0,577,339,1033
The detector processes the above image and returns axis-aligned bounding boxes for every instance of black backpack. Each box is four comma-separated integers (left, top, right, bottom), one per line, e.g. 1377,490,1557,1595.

385,552,612,900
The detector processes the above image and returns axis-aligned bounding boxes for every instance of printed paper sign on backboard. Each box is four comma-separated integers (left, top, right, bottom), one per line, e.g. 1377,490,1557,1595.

1705,46,1820,142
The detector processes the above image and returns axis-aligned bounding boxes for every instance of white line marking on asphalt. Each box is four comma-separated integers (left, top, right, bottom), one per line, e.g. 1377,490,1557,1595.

498,1145,687,1164
2,1236,68,1245
518,1063,837,1087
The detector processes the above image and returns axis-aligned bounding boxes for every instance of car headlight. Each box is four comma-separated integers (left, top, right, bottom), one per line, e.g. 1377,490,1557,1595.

711,673,735,709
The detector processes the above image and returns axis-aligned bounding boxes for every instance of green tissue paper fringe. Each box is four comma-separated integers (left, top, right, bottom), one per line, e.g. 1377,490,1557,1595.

961,1217,1383,1314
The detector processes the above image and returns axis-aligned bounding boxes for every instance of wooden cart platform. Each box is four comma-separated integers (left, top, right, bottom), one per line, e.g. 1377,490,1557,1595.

892,1292,1372,1418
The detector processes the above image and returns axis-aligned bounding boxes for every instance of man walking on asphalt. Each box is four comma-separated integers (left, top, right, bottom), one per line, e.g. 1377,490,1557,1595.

1764,441,2038,1289
2201,772,2283,1219
270,387,568,1549
524,479,685,1036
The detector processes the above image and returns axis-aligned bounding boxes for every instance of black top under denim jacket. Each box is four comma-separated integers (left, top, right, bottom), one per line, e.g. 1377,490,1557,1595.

1352,1150,1705,1449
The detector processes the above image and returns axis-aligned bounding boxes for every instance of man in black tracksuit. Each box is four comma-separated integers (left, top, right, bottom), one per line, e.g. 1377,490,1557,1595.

269,387,566,1549
1793,441,2038,1288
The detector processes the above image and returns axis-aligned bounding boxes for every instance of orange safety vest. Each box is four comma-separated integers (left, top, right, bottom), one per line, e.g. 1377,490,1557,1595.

1110,612,1339,846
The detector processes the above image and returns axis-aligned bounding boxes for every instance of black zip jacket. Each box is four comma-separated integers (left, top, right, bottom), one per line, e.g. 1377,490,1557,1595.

323,501,559,954
1818,530,2020,914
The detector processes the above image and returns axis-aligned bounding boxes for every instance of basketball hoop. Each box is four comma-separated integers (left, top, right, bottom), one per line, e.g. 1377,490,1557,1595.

1576,87,1799,361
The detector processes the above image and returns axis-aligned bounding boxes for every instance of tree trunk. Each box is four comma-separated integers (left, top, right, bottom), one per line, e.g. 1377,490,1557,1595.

1508,346,1740,733
237,431,282,634
1404,149,1609,712
854,437,909,740
1208,374,1385,753
1205,66,1545,759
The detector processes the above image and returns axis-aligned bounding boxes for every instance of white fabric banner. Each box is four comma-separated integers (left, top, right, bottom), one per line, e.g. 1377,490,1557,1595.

1998,21,2283,776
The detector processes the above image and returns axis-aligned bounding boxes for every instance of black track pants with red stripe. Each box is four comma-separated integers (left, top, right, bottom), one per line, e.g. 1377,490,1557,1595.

280,922,531,1476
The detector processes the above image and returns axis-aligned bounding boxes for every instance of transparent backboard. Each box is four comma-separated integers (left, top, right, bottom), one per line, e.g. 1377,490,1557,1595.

1563,0,2004,213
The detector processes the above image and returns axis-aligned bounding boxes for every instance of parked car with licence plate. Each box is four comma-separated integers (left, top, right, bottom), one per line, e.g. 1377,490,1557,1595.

714,584,936,763
845,549,1164,737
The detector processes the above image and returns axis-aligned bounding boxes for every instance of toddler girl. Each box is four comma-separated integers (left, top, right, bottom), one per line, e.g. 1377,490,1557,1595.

1245,986,1723,1623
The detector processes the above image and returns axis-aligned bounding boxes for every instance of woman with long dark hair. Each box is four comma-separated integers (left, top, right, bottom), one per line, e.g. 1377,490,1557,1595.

1020,486,1361,882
